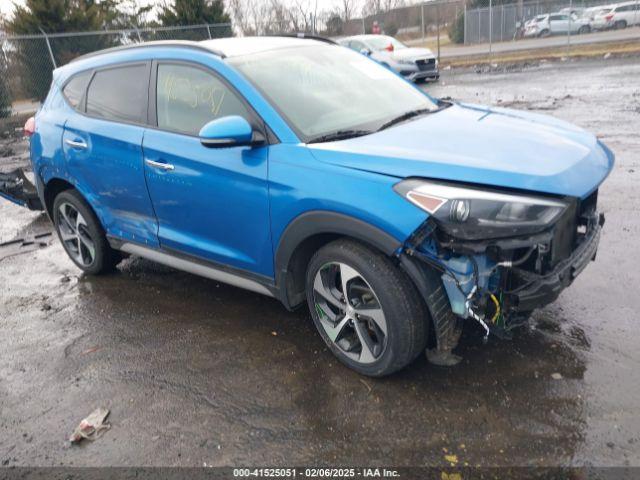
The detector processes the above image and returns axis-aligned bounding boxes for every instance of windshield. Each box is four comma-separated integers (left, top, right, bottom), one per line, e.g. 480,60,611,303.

230,45,439,142
366,35,407,50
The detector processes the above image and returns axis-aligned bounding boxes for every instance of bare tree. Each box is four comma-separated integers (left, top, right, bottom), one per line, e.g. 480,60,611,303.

341,0,357,21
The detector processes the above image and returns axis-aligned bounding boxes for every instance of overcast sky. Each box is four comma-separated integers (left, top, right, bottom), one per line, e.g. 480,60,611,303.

0,0,355,20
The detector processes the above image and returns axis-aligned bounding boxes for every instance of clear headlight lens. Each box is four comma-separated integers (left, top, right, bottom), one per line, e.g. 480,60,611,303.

394,179,568,240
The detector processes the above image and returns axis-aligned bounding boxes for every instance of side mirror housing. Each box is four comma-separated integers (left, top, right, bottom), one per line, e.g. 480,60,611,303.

360,48,372,56
199,116,253,148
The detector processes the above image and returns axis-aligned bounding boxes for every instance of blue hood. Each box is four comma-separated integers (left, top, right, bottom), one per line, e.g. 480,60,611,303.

309,103,614,199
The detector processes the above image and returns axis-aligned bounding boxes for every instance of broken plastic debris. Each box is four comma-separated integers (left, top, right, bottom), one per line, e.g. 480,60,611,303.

551,372,563,380
69,408,110,443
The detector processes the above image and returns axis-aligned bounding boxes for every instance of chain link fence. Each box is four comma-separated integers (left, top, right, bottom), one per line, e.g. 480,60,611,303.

0,23,232,122
464,0,640,44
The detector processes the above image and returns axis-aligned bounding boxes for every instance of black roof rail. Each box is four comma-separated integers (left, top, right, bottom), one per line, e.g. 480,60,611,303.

70,40,226,64
275,33,337,45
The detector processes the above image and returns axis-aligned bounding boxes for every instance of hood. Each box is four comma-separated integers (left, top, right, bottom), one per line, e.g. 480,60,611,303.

309,103,614,199
392,47,435,60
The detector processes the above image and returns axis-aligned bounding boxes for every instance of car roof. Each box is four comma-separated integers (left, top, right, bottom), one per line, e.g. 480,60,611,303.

201,35,331,58
71,35,333,64
341,34,392,41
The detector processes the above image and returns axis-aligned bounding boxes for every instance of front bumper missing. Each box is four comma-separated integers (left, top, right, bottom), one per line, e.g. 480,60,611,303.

508,214,603,312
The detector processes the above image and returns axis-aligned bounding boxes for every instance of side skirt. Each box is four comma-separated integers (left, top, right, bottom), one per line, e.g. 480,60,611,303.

113,240,276,298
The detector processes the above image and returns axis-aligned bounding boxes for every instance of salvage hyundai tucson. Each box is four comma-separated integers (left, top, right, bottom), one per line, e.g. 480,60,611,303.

21,36,613,376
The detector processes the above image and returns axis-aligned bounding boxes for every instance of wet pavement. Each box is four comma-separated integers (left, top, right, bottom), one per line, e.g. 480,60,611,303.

1,57,639,468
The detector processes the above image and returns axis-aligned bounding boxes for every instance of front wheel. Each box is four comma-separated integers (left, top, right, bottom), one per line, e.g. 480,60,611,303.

578,25,591,34
53,190,121,275
306,239,428,377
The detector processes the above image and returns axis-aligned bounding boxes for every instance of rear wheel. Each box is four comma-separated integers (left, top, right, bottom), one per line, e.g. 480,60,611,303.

306,239,427,377
615,20,627,29
53,190,121,275
539,29,550,37
578,25,591,34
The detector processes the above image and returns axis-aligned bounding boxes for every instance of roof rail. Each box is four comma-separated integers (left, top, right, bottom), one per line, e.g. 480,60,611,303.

276,33,337,45
70,40,226,64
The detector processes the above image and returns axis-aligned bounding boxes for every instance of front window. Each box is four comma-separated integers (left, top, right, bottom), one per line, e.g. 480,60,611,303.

365,35,407,51
156,63,250,136
230,45,438,142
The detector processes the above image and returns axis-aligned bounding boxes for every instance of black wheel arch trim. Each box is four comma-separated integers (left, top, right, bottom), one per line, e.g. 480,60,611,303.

274,210,403,309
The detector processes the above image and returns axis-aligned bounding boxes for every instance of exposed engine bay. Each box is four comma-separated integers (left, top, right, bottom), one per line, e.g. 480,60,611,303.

399,184,603,364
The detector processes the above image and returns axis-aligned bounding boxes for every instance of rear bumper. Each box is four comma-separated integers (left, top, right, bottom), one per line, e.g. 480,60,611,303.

0,169,43,211
509,213,604,312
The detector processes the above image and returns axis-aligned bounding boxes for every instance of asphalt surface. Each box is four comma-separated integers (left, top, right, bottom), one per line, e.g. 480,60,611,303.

0,57,639,468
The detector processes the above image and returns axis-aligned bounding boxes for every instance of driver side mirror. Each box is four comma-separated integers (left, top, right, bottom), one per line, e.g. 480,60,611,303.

360,48,372,56
199,116,254,148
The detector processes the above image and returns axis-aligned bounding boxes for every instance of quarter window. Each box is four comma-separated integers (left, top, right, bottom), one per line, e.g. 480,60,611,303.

86,64,148,123
156,64,250,136
62,71,91,109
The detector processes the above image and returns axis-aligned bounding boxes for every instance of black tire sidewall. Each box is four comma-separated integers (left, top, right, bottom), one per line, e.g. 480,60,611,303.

52,190,110,275
305,240,425,377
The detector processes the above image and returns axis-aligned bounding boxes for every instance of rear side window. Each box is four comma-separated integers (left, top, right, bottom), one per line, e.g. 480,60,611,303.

156,63,251,136
86,64,148,124
62,71,91,109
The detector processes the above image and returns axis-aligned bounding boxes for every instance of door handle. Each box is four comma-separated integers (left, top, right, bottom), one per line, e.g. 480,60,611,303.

65,139,88,149
145,159,175,171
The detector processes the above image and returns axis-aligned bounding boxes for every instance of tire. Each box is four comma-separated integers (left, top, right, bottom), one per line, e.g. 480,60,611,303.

52,189,121,275
578,25,590,34
538,29,550,37
306,239,428,377
614,20,627,29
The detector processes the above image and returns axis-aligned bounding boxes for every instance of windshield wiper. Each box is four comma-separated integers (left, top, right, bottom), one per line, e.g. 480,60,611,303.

377,108,435,132
377,102,453,132
307,129,373,144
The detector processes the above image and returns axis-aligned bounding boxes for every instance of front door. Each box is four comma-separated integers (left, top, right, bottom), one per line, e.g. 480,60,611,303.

142,62,273,277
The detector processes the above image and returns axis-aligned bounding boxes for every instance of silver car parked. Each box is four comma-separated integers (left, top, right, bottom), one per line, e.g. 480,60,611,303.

338,35,439,83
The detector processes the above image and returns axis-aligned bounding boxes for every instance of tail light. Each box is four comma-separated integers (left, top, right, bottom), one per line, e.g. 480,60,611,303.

385,43,394,52
24,116,36,137
604,13,614,21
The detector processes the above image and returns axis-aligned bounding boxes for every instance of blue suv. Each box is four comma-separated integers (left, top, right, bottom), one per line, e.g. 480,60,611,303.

25,36,613,376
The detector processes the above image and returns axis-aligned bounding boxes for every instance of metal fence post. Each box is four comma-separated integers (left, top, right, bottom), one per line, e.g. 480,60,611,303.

421,2,425,42
206,24,212,39
567,0,572,56
464,3,467,45
37,27,57,69
489,0,493,58
437,3,441,63
362,17,366,34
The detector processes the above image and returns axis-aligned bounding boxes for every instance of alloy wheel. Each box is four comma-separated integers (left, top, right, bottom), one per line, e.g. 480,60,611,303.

312,262,388,364
57,202,96,267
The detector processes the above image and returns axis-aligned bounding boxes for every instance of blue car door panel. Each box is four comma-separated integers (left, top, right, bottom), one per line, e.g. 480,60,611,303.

142,62,273,277
62,62,159,246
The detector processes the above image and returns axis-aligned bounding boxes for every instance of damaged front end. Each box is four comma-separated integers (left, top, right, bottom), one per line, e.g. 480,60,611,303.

396,179,604,365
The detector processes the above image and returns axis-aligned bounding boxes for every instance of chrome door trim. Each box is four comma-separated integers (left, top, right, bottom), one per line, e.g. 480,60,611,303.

119,243,274,297
64,139,88,149
145,159,175,171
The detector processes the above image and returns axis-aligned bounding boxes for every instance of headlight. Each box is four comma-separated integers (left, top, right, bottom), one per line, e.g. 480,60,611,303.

394,179,568,240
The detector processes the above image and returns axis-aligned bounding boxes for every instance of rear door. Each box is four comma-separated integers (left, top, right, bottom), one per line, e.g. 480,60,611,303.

142,61,272,276
62,62,159,246
549,14,569,32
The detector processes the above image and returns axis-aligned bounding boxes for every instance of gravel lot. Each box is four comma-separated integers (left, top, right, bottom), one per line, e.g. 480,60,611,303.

1,57,639,469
